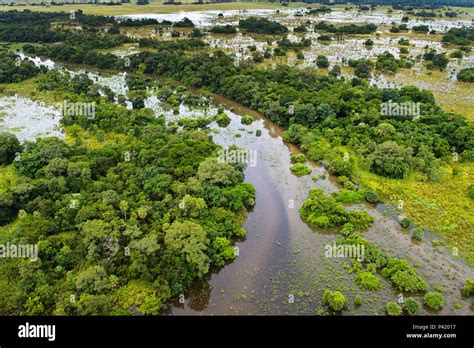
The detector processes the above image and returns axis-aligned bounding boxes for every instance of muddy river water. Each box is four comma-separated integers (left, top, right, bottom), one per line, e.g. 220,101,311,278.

1,53,473,315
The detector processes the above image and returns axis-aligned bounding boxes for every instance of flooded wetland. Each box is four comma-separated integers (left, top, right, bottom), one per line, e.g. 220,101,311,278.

0,2,473,318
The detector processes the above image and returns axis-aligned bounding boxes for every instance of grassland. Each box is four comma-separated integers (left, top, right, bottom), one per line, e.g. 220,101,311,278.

387,68,474,121
354,163,474,266
0,77,63,105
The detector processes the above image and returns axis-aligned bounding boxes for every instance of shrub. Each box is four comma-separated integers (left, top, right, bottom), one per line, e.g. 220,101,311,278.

300,189,348,228
317,34,332,42
322,289,346,311
340,223,354,236
424,292,445,311
330,65,342,76
400,217,411,228
468,185,474,200
386,301,402,316
403,297,421,316
461,279,474,297
411,228,424,241
381,259,428,293
364,191,379,203
316,55,329,68
333,190,365,203
240,115,253,125
215,113,231,127
356,271,381,290
256,129,262,137
347,211,374,230
450,50,463,59
458,68,474,83
291,154,306,164
354,294,362,306
290,163,312,176
251,51,264,63
412,25,429,33
293,24,307,33
399,38,410,46
392,270,428,293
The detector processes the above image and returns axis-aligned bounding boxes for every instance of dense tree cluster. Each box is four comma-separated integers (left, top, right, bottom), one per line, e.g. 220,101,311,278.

238,17,288,35
313,21,377,35
299,189,373,229
0,51,45,83
173,17,195,28
276,37,312,51
442,27,474,46
209,25,237,34
334,222,429,294
0,69,255,315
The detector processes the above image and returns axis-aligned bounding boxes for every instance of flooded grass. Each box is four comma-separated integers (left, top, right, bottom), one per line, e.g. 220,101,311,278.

0,94,63,141
105,7,474,119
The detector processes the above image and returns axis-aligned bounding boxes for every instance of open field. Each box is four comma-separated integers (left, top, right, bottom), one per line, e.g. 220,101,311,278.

355,163,474,266
1,1,308,15
2,1,473,19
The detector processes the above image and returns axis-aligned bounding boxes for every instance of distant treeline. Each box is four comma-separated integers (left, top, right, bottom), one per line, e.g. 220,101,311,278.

296,0,473,7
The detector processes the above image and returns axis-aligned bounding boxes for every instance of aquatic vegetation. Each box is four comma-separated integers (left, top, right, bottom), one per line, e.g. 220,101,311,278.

290,163,312,177
300,189,348,228
461,279,474,297
364,191,380,204
356,271,381,291
347,211,374,231
403,297,421,316
424,292,445,311
354,294,363,306
381,259,428,293
215,113,231,127
290,154,306,164
322,289,346,312
385,301,403,316
411,228,424,241
333,189,365,204
240,115,254,125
